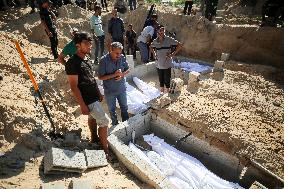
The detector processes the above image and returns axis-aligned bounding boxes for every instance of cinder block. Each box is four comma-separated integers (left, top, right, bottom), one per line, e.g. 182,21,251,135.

84,150,108,168
214,60,224,70
188,71,200,83
41,182,65,189
170,78,184,93
44,147,87,174
187,81,200,94
136,51,141,64
126,55,135,71
249,181,268,189
211,70,224,81
72,179,93,189
221,53,230,61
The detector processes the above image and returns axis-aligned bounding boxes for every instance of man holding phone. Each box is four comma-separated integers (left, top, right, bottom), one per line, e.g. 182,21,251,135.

98,42,130,126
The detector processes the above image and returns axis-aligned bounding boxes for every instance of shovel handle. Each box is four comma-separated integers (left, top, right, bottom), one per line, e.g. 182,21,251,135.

13,40,55,132
14,41,39,91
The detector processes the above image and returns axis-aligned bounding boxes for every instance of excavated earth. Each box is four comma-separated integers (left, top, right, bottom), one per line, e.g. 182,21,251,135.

0,3,283,189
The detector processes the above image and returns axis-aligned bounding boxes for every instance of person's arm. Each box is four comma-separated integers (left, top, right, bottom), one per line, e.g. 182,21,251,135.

67,75,89,115
58,52,66,65
90,17,98,40
168,42,183,58
149,43,157,60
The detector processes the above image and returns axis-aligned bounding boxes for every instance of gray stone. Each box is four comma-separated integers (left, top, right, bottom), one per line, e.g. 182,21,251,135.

72,179,93,189
214,60,225,70
84,149,108,168
169,78,184,93
44,147,87,174
41,182,65,189
188,71,200,83
126,55,135,76
221,53,230,61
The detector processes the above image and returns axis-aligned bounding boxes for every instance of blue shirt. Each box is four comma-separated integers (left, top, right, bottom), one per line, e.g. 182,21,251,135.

98,53,129,95
90,15,104,37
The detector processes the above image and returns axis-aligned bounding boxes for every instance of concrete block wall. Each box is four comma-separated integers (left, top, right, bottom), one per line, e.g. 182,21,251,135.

108,112,177,189
109,112,151,143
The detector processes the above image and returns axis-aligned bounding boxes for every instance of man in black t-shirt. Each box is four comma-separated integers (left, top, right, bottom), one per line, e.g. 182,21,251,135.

39,0,58,59
65,32,111,156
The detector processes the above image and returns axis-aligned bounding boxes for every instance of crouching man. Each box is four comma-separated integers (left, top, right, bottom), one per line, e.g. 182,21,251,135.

65,32,111,156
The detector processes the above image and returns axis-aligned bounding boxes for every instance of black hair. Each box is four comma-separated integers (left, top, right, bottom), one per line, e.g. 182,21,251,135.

157,25,165,30
73,32,92,44
94,5,102,12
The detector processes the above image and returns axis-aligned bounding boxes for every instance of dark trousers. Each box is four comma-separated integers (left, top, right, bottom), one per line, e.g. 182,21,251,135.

126,43,136,59
48,31,58,59
101,0,107,9
157,68,171,88
29,0,35,10
184,1,193,15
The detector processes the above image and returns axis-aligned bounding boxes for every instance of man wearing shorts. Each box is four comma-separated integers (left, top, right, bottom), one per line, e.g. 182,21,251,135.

65,32,110,155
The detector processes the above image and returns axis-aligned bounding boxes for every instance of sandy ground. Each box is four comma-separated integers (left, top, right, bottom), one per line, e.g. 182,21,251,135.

0,4,283,189
161,62,284,179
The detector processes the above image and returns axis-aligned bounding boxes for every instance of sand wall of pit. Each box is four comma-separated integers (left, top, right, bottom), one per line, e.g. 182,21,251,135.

124,7,284,68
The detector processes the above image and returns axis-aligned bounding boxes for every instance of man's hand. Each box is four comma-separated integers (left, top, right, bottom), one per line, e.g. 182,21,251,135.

99,94,104,102
80,104,90,115
114,69,124,81
47,31,53,37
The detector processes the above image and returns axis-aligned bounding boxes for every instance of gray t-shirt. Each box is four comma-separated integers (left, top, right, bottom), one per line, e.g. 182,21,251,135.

151,36,178,69
98,53,129,95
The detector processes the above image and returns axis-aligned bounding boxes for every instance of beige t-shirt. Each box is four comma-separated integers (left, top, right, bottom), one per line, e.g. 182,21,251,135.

151,36,178,69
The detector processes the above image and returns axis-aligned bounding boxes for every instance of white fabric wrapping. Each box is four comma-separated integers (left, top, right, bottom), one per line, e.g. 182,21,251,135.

172,61,212,73
124,82,149,114
127,134,244,189
133,77,161,100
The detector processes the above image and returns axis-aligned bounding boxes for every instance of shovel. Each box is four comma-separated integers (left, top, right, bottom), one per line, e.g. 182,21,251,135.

13,39,64,139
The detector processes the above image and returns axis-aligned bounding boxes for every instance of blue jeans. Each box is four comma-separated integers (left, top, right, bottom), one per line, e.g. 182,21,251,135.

137,41,149,63
95,35,105,62
105,92,129,126
128,0,136,10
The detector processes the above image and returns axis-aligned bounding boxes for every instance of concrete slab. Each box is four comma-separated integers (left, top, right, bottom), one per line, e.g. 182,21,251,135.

41,182,65,189
72,179,93,189
249,181,268,189
84,149,108,168
221,53,230,61
44,147,87,174
214,60,225,70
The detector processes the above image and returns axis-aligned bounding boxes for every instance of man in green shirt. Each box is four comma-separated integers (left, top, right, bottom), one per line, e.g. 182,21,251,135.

58,27,79,65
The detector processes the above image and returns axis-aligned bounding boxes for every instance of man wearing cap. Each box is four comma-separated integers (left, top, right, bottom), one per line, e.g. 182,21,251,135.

98,42,129,126
58,27,79,65
90,5,105,64
150,25,182,93
39,0,59,60
65,32,111,156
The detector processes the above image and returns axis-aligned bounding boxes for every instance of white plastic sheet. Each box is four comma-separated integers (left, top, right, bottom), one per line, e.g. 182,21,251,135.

173,61,213,73
133,77,161,100
129,134,244,189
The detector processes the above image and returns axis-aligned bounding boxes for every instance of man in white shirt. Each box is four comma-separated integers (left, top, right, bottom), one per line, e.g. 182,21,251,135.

137,21,158,63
